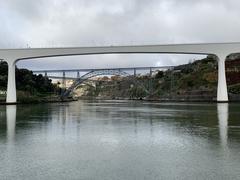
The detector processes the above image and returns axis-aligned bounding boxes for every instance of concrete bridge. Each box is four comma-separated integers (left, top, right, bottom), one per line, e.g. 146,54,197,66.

1,42,240,103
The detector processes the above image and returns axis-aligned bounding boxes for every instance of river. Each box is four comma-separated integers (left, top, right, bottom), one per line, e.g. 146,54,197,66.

0,101,240,180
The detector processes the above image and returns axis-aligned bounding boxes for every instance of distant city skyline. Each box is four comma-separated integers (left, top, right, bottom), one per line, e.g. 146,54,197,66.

1,0,240,69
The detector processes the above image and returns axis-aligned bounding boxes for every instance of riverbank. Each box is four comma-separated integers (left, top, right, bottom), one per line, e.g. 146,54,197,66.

1,93,240,105
77,93,240,102
0,94,77,105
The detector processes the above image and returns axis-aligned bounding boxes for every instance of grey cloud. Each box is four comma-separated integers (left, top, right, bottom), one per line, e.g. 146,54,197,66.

3,0,49,20
1,0,240,69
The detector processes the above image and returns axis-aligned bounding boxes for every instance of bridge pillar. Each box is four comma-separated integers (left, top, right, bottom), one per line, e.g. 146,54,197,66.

62,71,66,88
6,60,17,104
217,55,228,102
150,67,152,76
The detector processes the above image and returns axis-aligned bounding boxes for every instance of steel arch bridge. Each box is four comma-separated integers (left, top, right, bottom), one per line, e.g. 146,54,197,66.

62,69,130,97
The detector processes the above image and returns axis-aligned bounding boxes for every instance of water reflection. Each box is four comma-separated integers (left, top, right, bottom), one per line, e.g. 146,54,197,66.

217,103,229,150
6,105,16,143
1,101,240,179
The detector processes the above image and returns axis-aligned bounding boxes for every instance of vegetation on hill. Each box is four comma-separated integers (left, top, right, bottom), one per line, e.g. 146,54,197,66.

0,61,61,103
75,55,240,101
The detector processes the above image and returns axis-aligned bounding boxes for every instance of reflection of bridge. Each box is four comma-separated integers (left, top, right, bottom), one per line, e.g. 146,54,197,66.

1,43,240,103
33,66,172,97
5,103,230,149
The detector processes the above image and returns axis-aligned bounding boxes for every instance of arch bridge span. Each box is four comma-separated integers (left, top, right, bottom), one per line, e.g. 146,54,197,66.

35,67,164,97
63,69,129,97
1,42,240,103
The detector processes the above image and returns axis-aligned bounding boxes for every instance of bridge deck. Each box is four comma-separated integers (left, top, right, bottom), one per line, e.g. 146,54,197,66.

32,66,175,73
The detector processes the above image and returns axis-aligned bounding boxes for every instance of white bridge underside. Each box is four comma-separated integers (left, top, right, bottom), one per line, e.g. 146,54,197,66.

1,42,240,103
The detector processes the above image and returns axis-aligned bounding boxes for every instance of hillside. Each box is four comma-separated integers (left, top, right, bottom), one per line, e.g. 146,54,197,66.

75,55,240,101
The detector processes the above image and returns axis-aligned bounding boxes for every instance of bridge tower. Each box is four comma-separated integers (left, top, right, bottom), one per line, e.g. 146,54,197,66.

77,71,80,78
133,68,137,77
62,71,66,89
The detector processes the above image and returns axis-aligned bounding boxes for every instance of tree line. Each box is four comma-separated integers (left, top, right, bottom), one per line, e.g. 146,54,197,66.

0,61,60,95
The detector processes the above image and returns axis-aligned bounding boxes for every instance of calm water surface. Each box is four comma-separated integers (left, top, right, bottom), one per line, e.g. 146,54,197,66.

0,101,240,180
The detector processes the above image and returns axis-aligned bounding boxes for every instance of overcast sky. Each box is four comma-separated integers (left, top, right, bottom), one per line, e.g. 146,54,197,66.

1,0,240,70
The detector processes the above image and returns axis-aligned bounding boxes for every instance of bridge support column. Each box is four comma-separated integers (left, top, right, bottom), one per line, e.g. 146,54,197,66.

217,55,228,102
6,60,17,104
150,67,152,76
62,71,66,88
134,69,136,77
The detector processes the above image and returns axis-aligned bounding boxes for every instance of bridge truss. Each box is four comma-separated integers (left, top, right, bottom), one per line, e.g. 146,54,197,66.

33,66,174,99
63,69,130,97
